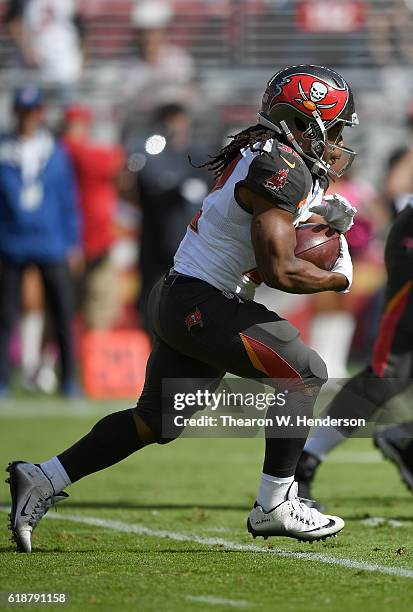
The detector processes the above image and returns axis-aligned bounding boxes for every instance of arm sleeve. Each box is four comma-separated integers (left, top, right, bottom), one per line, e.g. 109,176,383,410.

236,149,312,215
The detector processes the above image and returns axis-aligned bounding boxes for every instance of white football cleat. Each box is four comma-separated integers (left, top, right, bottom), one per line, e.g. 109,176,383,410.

6,461,68,552
247,481,344,542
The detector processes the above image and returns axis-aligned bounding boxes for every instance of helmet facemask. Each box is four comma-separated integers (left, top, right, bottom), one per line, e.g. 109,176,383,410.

258,108,358,179
257,65,359,179
303,110,359,179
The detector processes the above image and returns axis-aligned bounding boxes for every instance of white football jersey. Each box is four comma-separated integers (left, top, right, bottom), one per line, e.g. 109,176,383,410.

174,140,325,300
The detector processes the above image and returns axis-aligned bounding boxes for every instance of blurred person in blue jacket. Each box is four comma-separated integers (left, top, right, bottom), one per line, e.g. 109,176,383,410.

0,86,81,397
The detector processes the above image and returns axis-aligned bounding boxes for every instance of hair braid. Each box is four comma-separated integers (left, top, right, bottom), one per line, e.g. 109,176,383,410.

193,124,277,178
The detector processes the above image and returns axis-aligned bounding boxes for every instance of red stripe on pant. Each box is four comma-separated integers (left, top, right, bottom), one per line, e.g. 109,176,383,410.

240,332,302,380
372,281,413,378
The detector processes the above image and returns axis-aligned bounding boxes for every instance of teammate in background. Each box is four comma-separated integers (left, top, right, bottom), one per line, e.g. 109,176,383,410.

310,170,389,378
297,199,413,504
7,65,358,552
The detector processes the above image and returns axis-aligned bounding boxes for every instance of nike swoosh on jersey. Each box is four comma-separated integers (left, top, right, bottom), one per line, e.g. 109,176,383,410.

280,155,296,169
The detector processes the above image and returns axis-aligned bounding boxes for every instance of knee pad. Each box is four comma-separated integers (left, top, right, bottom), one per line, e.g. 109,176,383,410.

363,363,410,406
133,404,162,444
379,352,412,380
307,349,328,384
327,365,410,425
133,404,182,446
252,320,328,386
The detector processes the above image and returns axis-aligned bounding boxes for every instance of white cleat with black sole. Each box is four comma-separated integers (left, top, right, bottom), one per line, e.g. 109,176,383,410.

6,461,68,552
247,481,344,542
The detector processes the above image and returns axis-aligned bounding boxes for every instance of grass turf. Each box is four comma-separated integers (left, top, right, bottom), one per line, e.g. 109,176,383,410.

1,399,413,612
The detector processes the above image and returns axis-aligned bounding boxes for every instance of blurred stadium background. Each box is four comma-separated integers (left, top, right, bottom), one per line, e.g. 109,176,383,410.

1,0,413,398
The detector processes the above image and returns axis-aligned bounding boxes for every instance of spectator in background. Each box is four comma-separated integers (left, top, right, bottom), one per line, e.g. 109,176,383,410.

130,0,194,86
5,0,85,102
62,104,124,330
120,0,195,135
0,86,81,397
129,103,211,329
367,0,413,65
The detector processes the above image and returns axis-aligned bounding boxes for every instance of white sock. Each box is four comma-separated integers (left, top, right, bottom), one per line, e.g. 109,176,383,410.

39,457,71,493
310,312,355,379
36,346,58,394
256,473,294,512
304,425,347,460
20,311,44,379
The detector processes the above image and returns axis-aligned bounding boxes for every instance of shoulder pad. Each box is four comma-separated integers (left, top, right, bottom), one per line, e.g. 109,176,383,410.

236,141,313,215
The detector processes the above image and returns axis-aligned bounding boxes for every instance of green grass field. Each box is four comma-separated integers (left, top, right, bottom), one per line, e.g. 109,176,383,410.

1,398,413,612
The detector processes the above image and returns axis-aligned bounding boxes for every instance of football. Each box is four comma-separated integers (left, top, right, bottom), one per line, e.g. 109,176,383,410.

295,223,340,271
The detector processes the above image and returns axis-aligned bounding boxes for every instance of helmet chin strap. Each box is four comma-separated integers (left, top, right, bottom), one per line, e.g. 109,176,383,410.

257,112,330,178
279,117,329,178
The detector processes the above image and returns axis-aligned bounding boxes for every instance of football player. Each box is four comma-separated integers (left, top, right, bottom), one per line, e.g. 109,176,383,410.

296,199,413,504
7,65,358,551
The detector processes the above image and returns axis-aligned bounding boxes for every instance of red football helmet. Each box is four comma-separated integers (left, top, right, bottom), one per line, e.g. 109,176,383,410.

258,65,359,178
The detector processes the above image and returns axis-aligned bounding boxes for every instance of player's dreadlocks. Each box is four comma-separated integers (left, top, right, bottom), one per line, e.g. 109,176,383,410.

195,124,277,178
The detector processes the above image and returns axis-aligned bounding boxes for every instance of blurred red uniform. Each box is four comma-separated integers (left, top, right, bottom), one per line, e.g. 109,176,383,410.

62,105,124,328
62,106,124,260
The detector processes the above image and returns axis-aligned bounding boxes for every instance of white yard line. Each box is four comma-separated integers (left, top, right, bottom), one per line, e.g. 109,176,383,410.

186,595,252,608
361,517,404,528
2,507,412,580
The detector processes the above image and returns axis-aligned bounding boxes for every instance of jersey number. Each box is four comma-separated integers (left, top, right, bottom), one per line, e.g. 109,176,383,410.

211,153,242,192
189,154,242,234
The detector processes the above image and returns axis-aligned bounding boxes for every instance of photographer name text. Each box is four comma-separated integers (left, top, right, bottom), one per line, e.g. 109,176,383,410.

173,415,366,428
